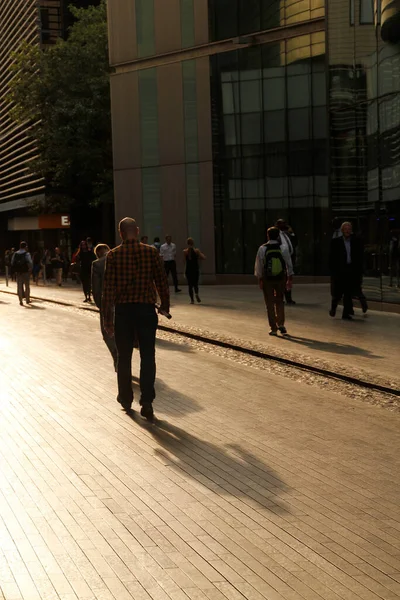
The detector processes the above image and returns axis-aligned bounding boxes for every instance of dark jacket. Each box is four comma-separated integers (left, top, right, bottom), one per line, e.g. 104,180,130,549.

78,248,96,273
329,235,364,278
91,255,106,310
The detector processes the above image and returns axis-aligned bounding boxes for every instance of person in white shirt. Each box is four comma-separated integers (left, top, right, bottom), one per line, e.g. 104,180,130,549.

276,219,295,304
160,235,181,292
11,241,33,305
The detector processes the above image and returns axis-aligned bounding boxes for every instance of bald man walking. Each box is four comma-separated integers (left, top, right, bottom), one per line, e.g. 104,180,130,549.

103,218,170,420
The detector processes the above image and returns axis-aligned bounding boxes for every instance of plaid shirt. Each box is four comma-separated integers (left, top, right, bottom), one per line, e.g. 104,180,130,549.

102,239,170,330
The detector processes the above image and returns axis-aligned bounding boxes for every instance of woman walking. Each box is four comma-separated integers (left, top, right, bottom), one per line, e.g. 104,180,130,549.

77,238,96,302
184,238,205,304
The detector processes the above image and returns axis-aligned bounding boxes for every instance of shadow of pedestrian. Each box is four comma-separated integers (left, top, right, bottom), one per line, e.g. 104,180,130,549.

128,414,290,516
26,304,46,310
156,337,194,353
283,335,382,358
131,377,203,416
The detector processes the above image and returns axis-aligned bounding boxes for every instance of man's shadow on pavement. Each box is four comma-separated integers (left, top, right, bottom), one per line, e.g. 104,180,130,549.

283,335,382,358
128,414,290,516
131,377,203,415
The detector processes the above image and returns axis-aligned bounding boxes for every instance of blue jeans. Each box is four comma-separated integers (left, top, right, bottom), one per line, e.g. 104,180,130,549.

114,303,158,405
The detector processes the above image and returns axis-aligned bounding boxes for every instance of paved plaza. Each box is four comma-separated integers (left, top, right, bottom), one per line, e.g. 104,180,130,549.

1,281,399,387
0,292,400,600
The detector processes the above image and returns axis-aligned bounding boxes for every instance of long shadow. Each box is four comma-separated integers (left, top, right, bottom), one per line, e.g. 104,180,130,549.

26,304,46,310
131,377,203,415
284,335,382,358
127,412,290,516
170,301,240,312
156,337,194,353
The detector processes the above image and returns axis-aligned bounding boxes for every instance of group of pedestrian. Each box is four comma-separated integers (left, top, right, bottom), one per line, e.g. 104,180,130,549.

5,246,71,287
255,217,369,337
6,215,371,424
139,234,206,303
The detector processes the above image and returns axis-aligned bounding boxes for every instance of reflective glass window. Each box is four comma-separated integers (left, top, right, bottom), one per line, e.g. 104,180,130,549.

288,74,311,108
288,108,311,140
263,78,285,111
240,80,262,113
264,110,286,142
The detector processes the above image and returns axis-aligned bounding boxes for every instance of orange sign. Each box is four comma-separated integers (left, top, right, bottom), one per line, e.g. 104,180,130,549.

38,215,71,229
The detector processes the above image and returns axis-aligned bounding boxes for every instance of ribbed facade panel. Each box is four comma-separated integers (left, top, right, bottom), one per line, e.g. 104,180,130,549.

0,0,45,205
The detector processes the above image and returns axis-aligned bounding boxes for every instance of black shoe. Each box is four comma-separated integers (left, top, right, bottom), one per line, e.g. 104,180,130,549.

342,314,353,321
19,301,23,306
196,295,201,303
140,403,154,422
329,308,336,317
83,298,89,303
279,326,288,336
361,301,368,314
175,289,182,293
285,291,296,305
117,396,132,412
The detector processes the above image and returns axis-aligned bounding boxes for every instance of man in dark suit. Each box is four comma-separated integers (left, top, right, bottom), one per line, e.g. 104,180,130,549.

329,221,366,320
92,244,118,370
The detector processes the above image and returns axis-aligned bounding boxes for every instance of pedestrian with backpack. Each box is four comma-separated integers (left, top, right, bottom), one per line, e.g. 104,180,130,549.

255,227,289,337
11,242,33,306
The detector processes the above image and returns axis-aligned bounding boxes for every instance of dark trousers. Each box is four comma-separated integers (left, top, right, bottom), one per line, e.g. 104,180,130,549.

186,271,199,301
114,303,158,406
17,272,30,303
81,271,91,298
263,279,285,331
331,268,353,316
353,279,368,312
100,311,118,368
164,260,179,290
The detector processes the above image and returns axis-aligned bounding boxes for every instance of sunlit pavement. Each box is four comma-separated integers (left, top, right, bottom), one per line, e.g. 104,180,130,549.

1,281,400,385
0,296,400,599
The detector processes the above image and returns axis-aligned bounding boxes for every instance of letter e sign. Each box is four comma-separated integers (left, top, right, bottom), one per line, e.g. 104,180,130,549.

61,216,70,227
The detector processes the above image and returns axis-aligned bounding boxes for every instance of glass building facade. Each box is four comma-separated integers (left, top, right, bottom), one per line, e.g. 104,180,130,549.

107,0,400,304
211,34,328,276
329,0,400,303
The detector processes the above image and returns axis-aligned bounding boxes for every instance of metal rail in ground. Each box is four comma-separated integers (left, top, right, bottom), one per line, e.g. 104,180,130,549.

2,289,399,399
